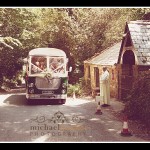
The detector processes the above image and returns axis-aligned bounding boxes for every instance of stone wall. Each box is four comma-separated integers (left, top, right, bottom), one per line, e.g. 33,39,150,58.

84,63,118,98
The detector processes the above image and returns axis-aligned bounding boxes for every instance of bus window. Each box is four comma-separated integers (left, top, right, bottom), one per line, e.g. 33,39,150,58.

49,57,65,74
31,56,47,74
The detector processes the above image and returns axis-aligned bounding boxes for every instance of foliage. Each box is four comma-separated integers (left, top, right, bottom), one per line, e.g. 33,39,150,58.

124,72,150,126
102,8,150,48
79,77,92,96
67,83,82,97
0,37,23,88
67,77,92,97
16,79,22,86
3,78,17,89
0,8,38,88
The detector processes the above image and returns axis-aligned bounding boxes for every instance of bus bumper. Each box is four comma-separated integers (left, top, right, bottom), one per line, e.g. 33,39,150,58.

26,94,67,100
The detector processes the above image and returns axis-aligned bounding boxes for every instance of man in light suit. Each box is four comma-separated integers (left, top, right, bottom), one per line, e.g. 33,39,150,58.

100,67,110,107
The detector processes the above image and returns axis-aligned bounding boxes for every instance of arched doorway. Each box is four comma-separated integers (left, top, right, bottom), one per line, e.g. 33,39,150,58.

122,50,135,76
123,50,135,65
118,50,135,100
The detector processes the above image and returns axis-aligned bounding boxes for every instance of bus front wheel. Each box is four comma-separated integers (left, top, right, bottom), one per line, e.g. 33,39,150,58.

59,99,66,104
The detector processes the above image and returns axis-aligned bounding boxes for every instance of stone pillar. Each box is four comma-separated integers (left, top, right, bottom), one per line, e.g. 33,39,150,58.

117,64,122,100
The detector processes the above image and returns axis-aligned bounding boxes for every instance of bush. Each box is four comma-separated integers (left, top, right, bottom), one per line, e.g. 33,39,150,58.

3,78,17,89
16,79,22,86
124,72,150,126
67,77,92,97
67,83,82,97
79,77,92,96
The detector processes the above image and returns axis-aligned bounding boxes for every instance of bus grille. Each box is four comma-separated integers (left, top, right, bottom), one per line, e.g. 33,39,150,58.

35,77,61,90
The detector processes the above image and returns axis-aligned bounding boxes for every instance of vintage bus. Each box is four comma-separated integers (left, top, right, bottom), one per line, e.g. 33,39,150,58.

25,48,72,104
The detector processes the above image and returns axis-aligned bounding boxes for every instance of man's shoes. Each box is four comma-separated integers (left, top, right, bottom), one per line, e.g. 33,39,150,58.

101,104,110,107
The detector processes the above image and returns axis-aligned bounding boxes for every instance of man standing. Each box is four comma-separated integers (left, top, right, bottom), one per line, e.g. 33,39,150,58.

100,67,110,107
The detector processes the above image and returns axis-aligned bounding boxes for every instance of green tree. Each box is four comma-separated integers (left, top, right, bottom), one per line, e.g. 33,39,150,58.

0,8,38,88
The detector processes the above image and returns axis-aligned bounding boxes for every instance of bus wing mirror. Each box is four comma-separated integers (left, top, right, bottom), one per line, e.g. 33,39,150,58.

69,66,72,72
18,57,28,64
23,58,28,64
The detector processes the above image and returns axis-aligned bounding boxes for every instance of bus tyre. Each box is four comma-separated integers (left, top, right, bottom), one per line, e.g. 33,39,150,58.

27,99,31,105
61,99,66,104
27,99,30,104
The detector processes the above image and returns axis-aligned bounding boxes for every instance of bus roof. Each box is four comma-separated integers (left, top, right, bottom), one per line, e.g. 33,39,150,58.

29,48,66,57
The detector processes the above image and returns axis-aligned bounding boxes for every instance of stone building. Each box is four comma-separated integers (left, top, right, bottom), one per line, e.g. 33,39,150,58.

84,42,121,98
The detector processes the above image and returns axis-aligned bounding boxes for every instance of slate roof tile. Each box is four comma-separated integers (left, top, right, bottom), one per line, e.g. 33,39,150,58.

128,20,150,65
85,42,121,65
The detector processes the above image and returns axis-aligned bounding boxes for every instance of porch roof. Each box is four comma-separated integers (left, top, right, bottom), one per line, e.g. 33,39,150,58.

84,42,121,65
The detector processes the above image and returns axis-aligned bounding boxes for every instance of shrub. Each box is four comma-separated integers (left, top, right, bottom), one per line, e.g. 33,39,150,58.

67,77,92,97
67,83,82,97
124,72,150,126
79,77,92,96
16,79,22,86
3,78,17,89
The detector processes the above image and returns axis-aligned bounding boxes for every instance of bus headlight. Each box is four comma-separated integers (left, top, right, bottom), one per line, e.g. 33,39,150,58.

29,88,34,94
28,83,34,87
61,89,66,94
62,83,67,88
